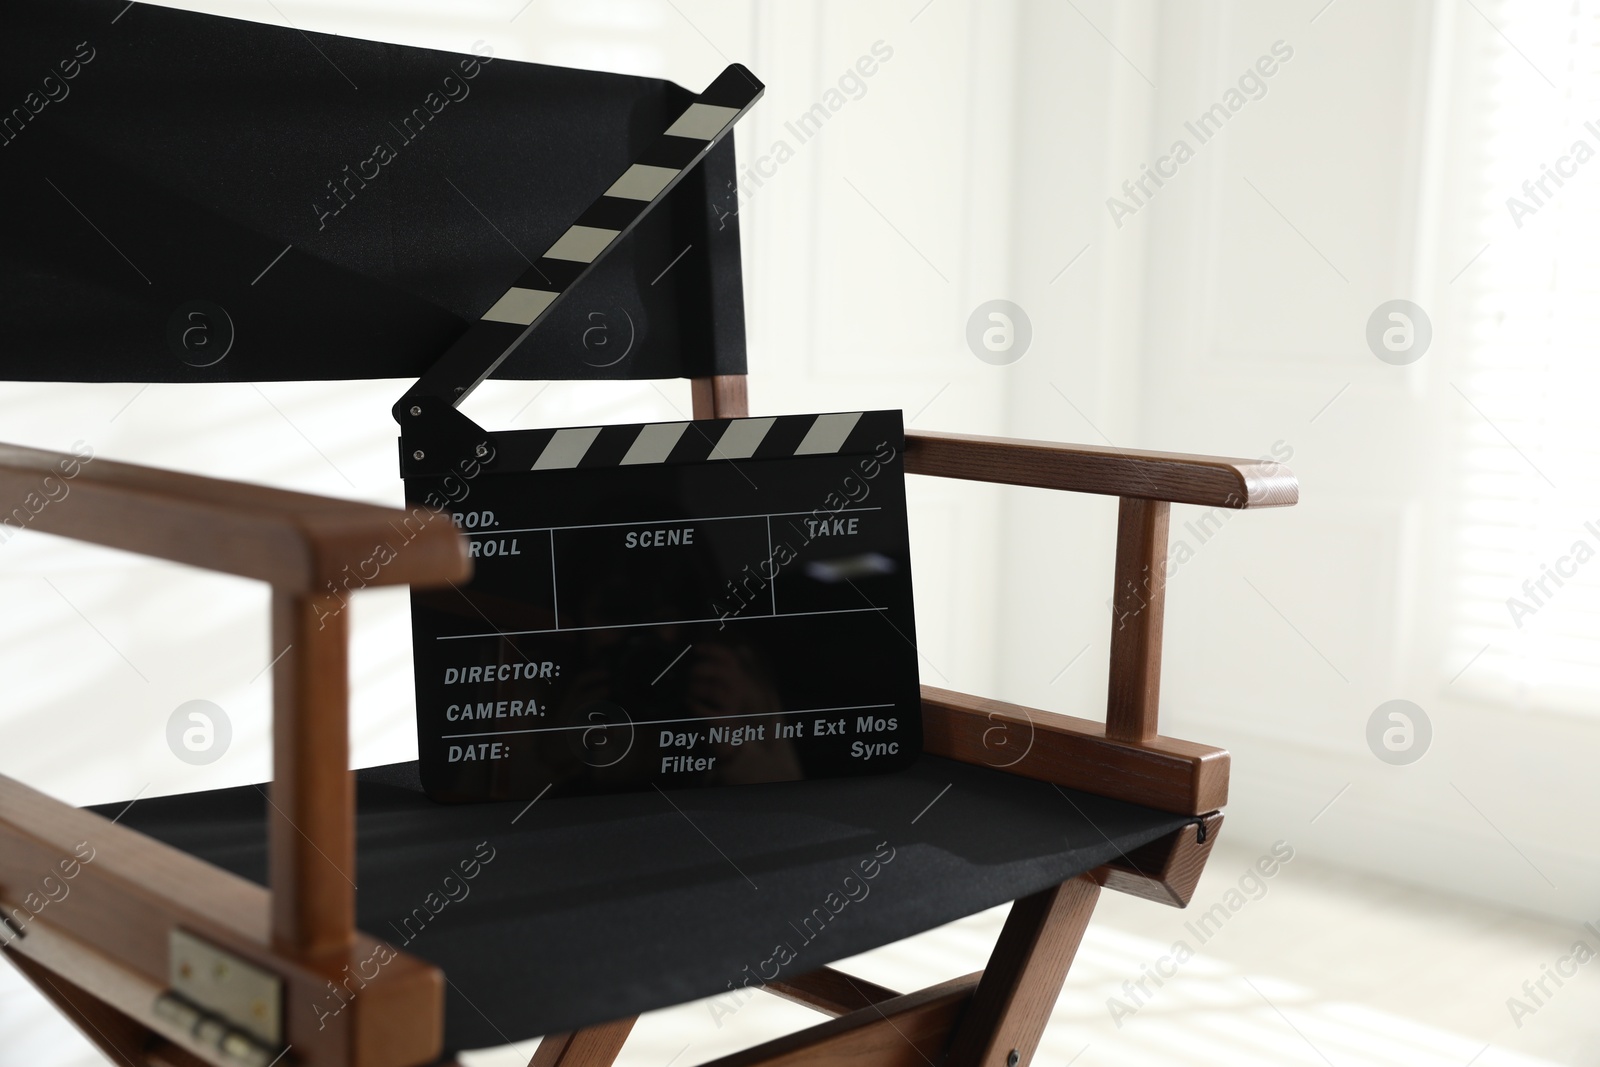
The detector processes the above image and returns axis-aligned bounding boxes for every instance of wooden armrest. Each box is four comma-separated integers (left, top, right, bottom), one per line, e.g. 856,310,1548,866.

0,443,470,592
904,430,1298,508
0,442,472,965
920,686,1227,814
906,432,1297,744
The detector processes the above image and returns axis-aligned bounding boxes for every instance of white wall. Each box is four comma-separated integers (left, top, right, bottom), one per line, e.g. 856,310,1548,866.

1061,0,1600,924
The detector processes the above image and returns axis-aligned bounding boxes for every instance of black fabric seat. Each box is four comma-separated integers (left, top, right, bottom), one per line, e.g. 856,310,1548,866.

95,756,1190,1053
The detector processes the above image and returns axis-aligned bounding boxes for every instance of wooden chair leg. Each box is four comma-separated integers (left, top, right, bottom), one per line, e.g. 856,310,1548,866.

1097,813,1223,907
944,875,1102,1067
6,948,157,1067
527,1016,637,1067
696,974,980,1067
764,966,900,1017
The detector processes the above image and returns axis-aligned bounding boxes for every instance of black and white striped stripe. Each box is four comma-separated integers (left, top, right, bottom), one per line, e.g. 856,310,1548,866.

402,65,764,412
463,411,899,473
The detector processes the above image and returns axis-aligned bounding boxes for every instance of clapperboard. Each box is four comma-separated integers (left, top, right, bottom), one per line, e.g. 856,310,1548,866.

406,411,920,801
395,65,922,801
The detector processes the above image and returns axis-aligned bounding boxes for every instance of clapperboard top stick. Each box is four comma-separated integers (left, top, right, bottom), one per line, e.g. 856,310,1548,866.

465,409,890,472
395,63,763,429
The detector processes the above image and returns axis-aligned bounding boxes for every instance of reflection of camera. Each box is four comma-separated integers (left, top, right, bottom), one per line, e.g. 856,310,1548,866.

590,627,689,716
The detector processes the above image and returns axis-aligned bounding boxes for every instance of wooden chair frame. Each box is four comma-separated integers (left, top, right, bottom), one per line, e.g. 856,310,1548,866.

0,372,1296,1067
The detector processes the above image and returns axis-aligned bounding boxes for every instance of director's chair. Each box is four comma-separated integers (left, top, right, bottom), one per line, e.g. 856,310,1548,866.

0,3,1297,1066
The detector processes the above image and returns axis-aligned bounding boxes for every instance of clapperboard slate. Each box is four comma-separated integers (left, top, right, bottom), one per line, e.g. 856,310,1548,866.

406,411,922,801
391,64,921,800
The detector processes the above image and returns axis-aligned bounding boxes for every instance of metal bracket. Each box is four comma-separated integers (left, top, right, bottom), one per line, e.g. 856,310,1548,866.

153,993,283,1067
397,394,497,478
168,929,283,1048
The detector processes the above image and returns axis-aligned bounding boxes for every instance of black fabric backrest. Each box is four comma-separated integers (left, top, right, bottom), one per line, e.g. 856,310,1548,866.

1,1,747,384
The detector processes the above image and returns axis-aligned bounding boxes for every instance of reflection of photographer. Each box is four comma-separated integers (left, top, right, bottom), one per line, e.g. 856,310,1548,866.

549,629,800,789
551,624,684,788
686,642,798,784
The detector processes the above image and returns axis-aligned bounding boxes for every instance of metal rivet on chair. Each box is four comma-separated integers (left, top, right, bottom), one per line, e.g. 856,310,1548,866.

412,450,425,461
409,405,422,416
1007,1051,1020,1067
